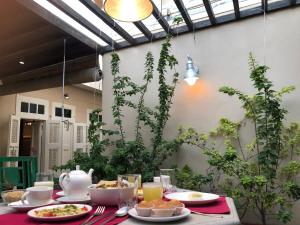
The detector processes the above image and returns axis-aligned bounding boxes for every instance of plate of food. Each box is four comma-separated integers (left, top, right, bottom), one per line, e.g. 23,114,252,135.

129,199,190,222
27,204,92,221
88,180,134,206
165,192,219,205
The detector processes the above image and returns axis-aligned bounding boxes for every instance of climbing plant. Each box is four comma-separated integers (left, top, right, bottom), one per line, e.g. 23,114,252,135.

107,36,182,181
177,54,300,225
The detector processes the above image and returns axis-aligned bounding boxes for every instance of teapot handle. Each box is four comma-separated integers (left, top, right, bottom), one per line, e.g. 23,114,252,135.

59,173,69,194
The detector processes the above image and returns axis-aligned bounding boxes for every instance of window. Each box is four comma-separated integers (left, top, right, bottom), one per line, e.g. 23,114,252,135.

16,95,49,120
38,105,45,114
21,102,29,113
55,107,72,119
30,103,37,113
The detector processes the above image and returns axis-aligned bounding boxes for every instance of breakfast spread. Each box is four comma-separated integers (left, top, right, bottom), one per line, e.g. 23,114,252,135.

34,204,88,217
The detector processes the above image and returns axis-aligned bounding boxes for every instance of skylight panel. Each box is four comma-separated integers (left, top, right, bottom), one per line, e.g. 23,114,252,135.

62,0,124,42
183,0,209,22
238,0,261,11
33,0,107,46
143,15,164,33
115,21,144,39
151,0,186,27
211,0,234,17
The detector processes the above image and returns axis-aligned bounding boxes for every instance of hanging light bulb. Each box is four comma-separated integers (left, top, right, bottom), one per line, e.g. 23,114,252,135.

184,56,199,86
104,0,153,22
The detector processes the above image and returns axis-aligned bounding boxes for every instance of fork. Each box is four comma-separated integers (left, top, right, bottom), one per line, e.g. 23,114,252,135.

191,210,224,218
81,206,105,225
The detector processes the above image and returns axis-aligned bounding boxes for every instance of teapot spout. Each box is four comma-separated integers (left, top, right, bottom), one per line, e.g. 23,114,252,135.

88,168,94,177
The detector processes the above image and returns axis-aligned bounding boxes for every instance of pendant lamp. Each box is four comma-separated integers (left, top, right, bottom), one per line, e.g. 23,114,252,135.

184,56,199,86
104,0,153,22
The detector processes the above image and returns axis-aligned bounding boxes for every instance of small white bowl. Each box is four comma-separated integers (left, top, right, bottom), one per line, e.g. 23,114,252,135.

151,207,175,217
135,204,153,217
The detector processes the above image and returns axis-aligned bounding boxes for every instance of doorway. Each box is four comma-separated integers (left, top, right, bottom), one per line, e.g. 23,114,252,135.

19,119,44,167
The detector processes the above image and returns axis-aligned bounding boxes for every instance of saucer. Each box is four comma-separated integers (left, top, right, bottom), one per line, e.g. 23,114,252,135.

56,196,91,204
8,199,57,212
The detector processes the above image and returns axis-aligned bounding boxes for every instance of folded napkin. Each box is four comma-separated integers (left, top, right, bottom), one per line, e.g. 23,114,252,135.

187,197,230,214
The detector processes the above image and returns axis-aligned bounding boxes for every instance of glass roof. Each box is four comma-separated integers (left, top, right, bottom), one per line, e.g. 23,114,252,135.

152,0,187,27
143,15,164,34
238,0,261,11
211,0,234,17
183,0,209,22
33,0,298,49
62,0,123,42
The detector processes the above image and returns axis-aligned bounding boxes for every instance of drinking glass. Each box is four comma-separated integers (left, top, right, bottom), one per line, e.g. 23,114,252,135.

117,174,139,208
160,169,176,193
142,182,163,201
34,172,54,188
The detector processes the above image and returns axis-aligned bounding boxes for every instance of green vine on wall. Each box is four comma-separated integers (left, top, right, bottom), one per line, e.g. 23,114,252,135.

177,54,300,225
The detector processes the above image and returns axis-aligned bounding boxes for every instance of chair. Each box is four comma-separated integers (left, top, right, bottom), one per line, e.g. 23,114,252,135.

0,156,37,192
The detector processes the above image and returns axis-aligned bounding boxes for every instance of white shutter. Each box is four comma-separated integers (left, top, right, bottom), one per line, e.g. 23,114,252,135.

74,123,87,153
44,120,62,172
86,125,91,154
7,115,20,167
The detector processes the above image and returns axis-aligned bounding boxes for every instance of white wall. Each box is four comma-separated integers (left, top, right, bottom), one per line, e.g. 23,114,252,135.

102,7,300,225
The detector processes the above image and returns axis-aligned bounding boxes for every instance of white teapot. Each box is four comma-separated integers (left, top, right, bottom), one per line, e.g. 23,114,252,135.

59,165,94,197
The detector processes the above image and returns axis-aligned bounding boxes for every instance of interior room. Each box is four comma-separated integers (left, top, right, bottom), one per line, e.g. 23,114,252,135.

0,1,299,225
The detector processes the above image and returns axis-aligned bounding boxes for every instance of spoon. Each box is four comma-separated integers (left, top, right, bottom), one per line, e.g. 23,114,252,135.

98,207,128,225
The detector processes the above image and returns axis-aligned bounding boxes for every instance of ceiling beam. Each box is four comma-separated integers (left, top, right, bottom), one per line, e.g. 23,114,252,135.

16,0,100,49
0,25,64,55
0,68,98,96
50,0,118,48
174,0,194,31
79,0,136,45
1,55,97,84
134,21,153,40
262,0,268,12
232,0,240,19
151,2,174,34
202,0,216,25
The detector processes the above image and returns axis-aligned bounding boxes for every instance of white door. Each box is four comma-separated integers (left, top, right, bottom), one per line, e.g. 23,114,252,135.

74,123,87,153
7,115,20,166
44,120,62,172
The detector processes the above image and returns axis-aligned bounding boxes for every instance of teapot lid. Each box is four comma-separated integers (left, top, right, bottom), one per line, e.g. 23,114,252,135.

69,165,86,175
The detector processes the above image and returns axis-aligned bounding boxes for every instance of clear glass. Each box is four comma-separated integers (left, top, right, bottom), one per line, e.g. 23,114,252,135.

34,172,54,188
117,174,139,208
160,169,176,193
183,0,209,22
211,0,234,17
142,182,163,201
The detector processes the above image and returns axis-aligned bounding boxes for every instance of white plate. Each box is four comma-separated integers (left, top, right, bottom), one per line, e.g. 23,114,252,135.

8,199,57,212
56,191,65,196
128,208,190,222
165,192,220,205
56,196,91,204
28,204,92,221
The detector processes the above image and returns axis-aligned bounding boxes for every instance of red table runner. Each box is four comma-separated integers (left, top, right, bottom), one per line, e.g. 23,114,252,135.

187,197,230,214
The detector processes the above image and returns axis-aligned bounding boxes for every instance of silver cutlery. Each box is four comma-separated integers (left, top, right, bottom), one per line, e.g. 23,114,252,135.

98,207,128,225
85,211,114,225
191,210,224,218
81,206,105,225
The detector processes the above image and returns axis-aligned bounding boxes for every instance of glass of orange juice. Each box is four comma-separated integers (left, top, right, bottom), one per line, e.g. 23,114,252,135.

143,182,163,201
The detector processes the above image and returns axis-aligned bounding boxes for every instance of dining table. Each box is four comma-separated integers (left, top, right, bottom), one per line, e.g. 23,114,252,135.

0,196,240,225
